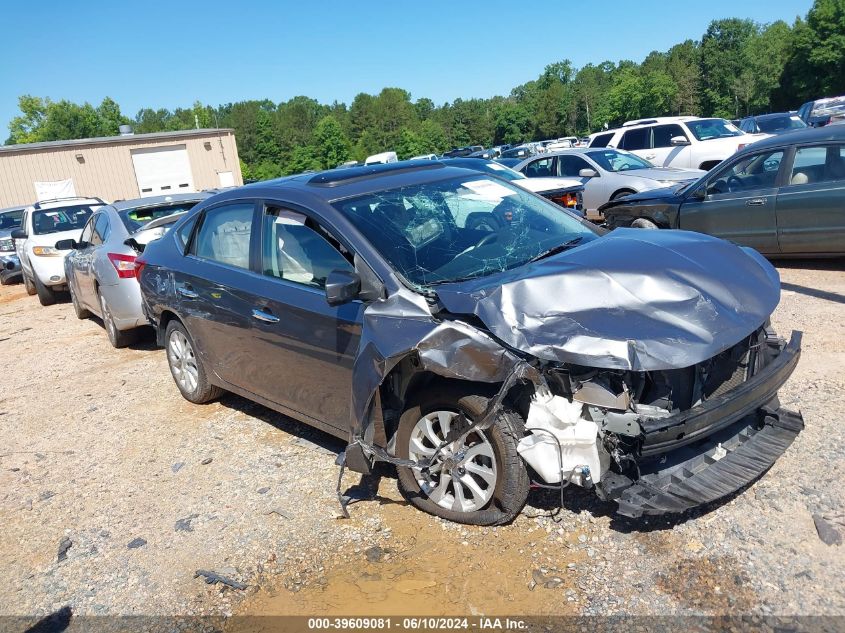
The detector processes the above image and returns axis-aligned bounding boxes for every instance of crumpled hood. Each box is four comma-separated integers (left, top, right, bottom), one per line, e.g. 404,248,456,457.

434,228,780,371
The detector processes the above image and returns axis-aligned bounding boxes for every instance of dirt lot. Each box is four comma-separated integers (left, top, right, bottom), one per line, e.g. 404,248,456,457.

1,260,844,624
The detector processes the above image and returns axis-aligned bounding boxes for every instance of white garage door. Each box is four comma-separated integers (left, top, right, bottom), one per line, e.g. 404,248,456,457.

131,145,195,197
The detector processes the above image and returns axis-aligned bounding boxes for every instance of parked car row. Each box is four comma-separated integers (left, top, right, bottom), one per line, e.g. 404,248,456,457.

599,125,845,256
6,158,805,526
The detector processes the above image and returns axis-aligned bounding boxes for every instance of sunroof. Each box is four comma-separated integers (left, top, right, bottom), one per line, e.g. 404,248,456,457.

307,162,443,187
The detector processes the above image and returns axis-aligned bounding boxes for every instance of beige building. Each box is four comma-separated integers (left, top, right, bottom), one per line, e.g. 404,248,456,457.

0,128,243,207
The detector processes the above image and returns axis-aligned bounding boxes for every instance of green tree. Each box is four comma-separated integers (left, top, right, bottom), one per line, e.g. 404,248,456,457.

395,128,426,159
7,95,49,143
418,119,448,154
700,18,758,117
312,115,352,168
284,146,321,174
777,0,845,105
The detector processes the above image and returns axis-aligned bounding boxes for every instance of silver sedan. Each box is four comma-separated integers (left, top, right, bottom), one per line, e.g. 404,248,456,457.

515,148,705,219
61,193,211,347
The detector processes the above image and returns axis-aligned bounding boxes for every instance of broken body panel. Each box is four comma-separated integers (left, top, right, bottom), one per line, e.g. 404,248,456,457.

138,164,802,521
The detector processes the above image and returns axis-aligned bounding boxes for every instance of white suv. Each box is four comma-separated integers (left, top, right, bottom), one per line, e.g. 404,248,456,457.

13,197,104,305
588,116,770,171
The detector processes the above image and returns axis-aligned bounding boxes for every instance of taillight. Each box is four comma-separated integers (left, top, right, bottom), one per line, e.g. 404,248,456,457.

134,257,147,280
107,252,137,279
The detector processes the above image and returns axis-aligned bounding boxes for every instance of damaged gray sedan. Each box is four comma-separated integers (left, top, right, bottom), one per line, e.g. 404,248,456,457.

137,161,803,525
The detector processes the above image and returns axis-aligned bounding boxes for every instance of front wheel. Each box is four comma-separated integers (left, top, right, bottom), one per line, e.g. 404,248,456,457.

33,275,57,306
395,384,529,525
22,268,37,296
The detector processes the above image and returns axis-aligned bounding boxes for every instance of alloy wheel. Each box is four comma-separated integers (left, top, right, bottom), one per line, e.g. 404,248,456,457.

407,410,498,513
167,330,199,394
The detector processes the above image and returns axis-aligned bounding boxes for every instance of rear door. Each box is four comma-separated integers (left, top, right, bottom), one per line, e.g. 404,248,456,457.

776,143,845,254
178,200,260,386
76,213,109,308
239,203,363,431
678,148,786,253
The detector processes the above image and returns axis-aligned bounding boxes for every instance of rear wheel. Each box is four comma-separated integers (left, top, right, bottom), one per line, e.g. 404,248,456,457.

33,275,57,306
395,384,529,525
99,291,136,348
165,320,223,404
631,218,659,229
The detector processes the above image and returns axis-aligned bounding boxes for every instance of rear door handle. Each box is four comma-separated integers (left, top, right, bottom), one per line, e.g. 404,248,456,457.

177,286,198,299
252,308,280,323
644,154,656,160
746,198,766,206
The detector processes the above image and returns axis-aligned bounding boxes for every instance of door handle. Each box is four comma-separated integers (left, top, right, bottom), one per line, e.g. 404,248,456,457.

645,154,656,160
252,308,280,323
177,286,198,299
746,198,766,206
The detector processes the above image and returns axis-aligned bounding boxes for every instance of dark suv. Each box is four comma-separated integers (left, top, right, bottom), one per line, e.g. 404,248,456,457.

138,162,802,525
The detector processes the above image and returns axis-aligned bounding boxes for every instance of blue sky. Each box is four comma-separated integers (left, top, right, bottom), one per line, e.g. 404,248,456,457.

0,0,813,135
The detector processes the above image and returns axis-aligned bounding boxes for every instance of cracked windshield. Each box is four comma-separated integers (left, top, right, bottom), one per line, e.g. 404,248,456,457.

333,175,596,286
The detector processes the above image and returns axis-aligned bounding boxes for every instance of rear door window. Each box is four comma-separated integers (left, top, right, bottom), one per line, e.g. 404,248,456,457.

789,145,845,185
620,127,650,151
590,133,614,148
92,213,110,246
523,158,554,177
193,203,254,269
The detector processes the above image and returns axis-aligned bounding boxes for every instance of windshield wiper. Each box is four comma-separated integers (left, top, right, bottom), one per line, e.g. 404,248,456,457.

528,237,584,263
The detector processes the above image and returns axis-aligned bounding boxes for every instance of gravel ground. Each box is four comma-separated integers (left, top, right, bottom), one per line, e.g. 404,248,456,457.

0,259,843,623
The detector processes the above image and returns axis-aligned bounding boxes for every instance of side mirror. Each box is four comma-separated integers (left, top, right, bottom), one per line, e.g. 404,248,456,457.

54,238,78,250
11,228,26,240
579,168,598,178
670,136,691,146
325,269,361,306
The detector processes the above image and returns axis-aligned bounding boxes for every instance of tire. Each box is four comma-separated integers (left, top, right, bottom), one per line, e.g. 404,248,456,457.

610,190,635,201
99,291,137,348
631,218,659,229
164,319,223,404
395,383,529,526
69,280,91,319
22,270,37,296
33,274,57,306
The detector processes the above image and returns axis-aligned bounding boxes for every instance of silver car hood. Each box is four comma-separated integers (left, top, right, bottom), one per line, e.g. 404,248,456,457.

619,167,705,182
433,228,780,371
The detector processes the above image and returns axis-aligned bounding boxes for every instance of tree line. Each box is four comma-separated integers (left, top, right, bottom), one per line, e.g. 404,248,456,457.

5,0,844,180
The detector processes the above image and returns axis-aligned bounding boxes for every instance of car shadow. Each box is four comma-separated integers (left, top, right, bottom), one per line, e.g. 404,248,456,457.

217,392,347,456
780,281,845,305
773,257,845,271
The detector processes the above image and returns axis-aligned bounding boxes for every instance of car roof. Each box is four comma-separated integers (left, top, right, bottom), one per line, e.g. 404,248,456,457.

737,124,845,152
222,161,487,204
108,192,212,211
746,112,798,121
30,197,104,210
0,205,26,214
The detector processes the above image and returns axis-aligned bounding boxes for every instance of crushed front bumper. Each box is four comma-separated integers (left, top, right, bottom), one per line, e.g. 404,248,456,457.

601,331,803,518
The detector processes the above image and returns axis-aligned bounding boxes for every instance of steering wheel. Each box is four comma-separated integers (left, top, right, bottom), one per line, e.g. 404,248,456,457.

727,175,744,192
474,231,500,248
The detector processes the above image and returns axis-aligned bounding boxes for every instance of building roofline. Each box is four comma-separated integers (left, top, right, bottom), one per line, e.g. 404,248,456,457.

0,128,235,154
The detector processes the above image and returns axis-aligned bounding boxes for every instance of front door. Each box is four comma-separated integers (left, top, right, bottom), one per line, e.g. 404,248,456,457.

678,148,785,253
776,143,845,254
648,124,692,168
242,204,363,430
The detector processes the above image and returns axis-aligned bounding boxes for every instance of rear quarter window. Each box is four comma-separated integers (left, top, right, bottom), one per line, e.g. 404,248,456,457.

590,133,614,148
